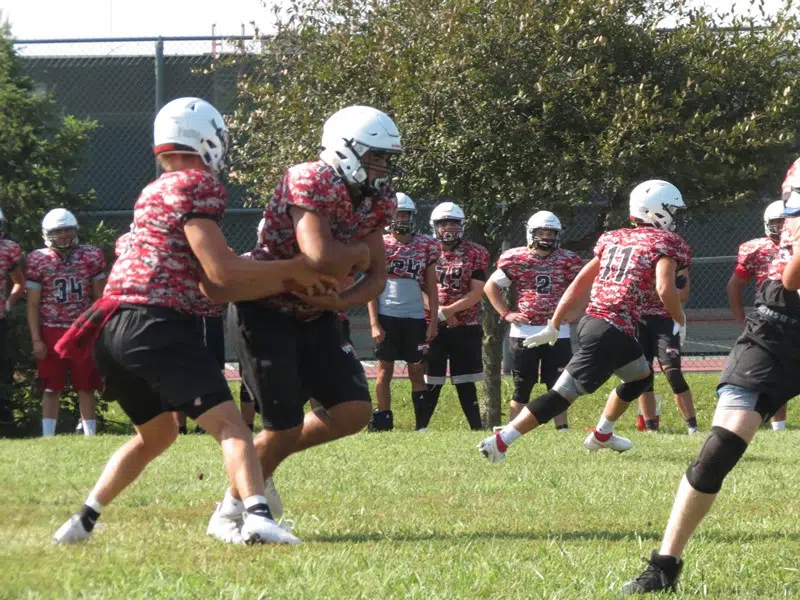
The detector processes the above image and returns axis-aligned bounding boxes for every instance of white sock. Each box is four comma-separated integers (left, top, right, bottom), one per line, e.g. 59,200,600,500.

498,425,521,446
220,489,245,515
42,418,56,437
772,420,787,431
83,420,97,436
596,416,616,435
85,494,104,514
243,494,270,519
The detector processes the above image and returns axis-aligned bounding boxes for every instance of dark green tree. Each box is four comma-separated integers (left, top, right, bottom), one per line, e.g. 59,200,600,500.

229,0,800,424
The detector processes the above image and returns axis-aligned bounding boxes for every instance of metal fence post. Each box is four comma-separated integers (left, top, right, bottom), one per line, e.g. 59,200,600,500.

154,37,165,178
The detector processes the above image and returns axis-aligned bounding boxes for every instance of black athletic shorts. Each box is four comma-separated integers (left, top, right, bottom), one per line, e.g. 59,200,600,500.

637,315,681,372
719,309,800,416
229,302,370,431
425,324,483,385
374,314,427,363
510,337,572,396
196,315,226,369
94,305,232,426
337,317,352,346
565,316,646,394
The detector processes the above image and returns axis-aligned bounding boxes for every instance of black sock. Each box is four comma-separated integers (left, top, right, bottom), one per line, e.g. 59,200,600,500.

78,505,100,532
412,391,427,429
645,419,659,431
421,384,443,429
179,426,188,435
686,416,698,429
246,503,273,520
455,382,483,430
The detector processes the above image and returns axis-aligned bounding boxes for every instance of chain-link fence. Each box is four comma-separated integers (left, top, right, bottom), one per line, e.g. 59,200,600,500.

14,37,770,367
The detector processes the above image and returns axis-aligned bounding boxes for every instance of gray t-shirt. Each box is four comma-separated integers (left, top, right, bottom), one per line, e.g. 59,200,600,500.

378,278,424,318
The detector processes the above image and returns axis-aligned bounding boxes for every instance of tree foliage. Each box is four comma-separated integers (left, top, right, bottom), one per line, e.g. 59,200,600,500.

229,0,800,423
0,22,116,435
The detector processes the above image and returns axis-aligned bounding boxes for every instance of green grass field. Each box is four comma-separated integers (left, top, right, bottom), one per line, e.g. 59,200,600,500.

2,373,799,599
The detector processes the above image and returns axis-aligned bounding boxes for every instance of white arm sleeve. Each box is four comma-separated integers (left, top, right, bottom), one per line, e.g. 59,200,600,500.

488,269,511,288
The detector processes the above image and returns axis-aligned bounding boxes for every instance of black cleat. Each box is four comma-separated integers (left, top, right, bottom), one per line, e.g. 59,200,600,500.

368,409,394,432
621,551,683,594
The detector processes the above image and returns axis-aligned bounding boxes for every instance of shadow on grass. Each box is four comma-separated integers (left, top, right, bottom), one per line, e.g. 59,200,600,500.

309,529,800,545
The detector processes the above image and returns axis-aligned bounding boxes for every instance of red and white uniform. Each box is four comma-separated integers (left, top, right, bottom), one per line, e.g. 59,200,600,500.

26,245,106,328
114,232,131,259
384,233,441,287
588,227,692,336
104,169,226,315
431,240,490,327
496,246,583,336
734,237,778,288
253,160,396,321
0,239,22,319
26,245,106,392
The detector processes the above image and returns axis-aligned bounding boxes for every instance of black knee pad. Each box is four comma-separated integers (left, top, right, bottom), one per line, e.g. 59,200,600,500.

685,426,748,494
664,368,689,395
528,389,571,424
643,371,655,394
615,377,651,402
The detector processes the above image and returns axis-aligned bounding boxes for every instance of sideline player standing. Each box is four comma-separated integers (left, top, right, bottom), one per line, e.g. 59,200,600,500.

478,180,691,462
726,200,788,431
0,210,24,423
27,209,106,437
367,192,439,431
621,192,800,595
484,211,582,429
418,202,489,431
52,97,333,545
207,106,402,543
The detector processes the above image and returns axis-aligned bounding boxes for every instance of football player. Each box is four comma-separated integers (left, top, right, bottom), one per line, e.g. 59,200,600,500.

419,202,489,431
208,105,402,543
478,180,691,462
52,97,333,546
0,208,24,423
367,192,440,431
726,200,789,430
26,209,106,437
485,211,583,429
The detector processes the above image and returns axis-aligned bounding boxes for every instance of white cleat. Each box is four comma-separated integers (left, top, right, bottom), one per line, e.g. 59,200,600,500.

264,476,283,521
477,433,507,464
206,503,245,544
52,514,91,544
584,430,633,453
687,427,700,435
241,514,301,545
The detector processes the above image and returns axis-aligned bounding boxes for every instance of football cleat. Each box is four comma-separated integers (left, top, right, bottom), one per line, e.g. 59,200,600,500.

52,514,92,544
241,513,301,545
477,433,507,464
621,551,683,594
206,503,244,544
584,430,633,453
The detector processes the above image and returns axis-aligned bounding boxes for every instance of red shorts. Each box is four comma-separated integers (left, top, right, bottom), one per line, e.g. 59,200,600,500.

37,326,101,392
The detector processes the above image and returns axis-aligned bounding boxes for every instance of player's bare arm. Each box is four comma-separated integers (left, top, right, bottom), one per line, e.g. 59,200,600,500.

7,266,25,309
291,206,370,278
550,257,600,328
186,218,337,303
368,297,384,343
484,279,525,324
26,286,46,360
677,267,690,304
442,278,484,318
655,256,685,324
424,261,439,341
726,272,748,325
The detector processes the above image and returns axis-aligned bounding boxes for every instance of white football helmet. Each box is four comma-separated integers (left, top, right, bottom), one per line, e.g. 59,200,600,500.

629,180,686,231
42,208,79,250
764,200,785,239
153,97,229,174
430,202,465,243
391,192,417,234
319,106,402,194
526,211,562,250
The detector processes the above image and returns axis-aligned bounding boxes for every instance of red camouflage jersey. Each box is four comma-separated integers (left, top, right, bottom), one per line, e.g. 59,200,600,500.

782,158,800,198
767,222,793,282
0,239,22,319
432,240,490,327
736,237,778,288
104,169,226,315
114,232,131,258
26,245,106,328
587,227,692,336
384,233,441,288
253,160,396,320
759,222,800,316
497,246,583,325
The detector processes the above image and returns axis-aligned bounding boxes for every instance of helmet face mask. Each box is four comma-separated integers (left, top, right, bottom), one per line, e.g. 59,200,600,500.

430,202,465,243
391,192,416,235
526,211,562,250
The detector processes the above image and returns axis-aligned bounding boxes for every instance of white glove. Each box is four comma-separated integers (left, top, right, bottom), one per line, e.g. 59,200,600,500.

522,320,559,348
673,315,687,346
437,307,447,322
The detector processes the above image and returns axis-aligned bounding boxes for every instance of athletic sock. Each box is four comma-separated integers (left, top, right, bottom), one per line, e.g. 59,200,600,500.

685,416,698,430
243,495,272,520
221,489,245,516
595,415,616,435
498,425,521,447
82,419,97,436
42,418,56,437
79,495,103,532
772,420,787,431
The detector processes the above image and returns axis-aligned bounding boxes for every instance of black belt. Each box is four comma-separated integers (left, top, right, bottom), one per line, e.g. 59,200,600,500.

756,305,800,327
